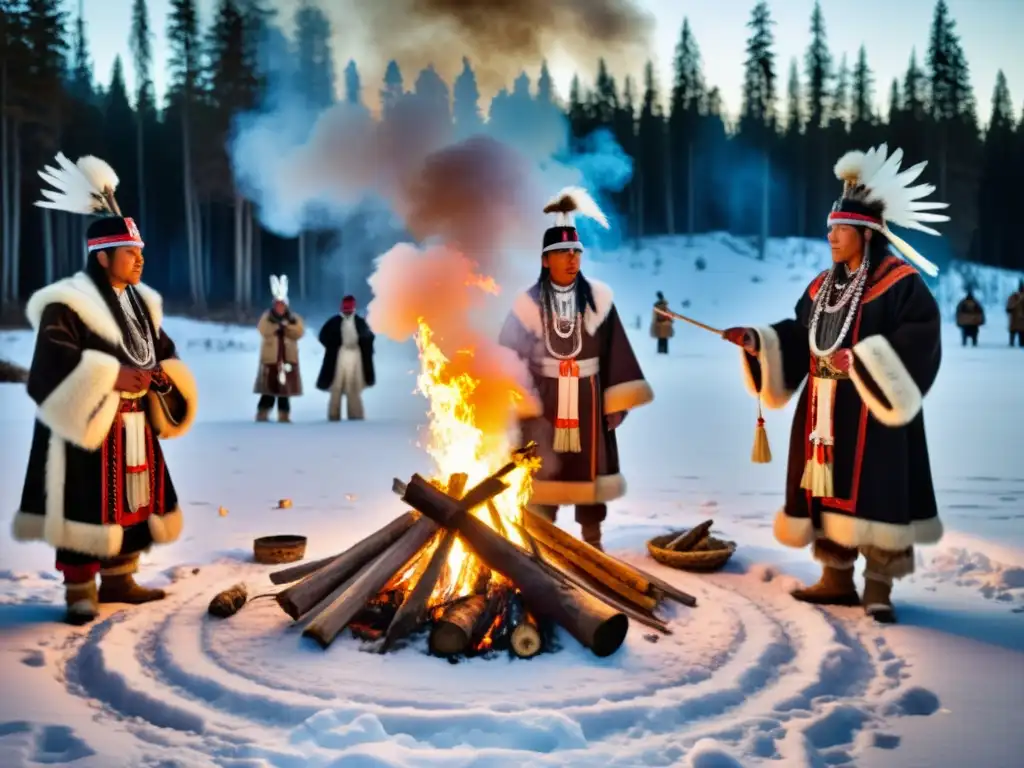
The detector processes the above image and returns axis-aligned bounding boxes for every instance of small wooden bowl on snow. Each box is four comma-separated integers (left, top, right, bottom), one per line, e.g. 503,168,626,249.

253,535,307,565
647,531,737,572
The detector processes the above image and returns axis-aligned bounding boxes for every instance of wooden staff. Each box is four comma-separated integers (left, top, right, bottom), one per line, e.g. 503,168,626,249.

653,306,724,336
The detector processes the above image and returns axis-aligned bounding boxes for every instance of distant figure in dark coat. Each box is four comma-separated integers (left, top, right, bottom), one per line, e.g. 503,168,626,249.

1007,280,1024,348
316,295,375,421
955,289,984,346
650,291,674,354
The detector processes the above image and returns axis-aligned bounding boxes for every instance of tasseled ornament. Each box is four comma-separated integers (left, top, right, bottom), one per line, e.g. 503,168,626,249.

751,399,772,463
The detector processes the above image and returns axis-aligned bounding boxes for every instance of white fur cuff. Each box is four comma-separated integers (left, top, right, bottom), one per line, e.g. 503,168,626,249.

148,358,198,439
37,349,122,451
849,335,923,427
604,379,654,414
148,507,184,544
741,326,793,409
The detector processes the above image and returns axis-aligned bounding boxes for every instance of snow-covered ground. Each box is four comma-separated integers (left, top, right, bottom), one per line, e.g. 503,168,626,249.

1,234,1023,767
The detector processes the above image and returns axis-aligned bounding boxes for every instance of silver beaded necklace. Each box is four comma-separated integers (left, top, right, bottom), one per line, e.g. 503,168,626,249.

808,260,869,358
542,281,583,359
117,288,157,369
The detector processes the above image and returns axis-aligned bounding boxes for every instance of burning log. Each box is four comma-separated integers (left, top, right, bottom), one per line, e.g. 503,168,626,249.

349,590,404,640
399,474,629,658
522,508,698,608
536,540,672,635
302,518,439,649
429,594,488,656
269,554,339,586
506,592,542,659
469,587,510,653
381,474,469,651
276,512,416,620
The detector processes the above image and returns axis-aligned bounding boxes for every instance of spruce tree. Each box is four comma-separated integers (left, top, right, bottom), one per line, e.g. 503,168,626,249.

452,57,481,137
785,58,803,134
380,60,404,118
803,0,831,131
851,45,873,126
344,60,361,105
977,71,1014,267
294,1,335,110
739,0,777,142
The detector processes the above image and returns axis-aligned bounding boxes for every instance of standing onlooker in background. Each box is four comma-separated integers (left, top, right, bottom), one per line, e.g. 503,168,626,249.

1007,280,1024,348
955,288,985,347
650,291,674,354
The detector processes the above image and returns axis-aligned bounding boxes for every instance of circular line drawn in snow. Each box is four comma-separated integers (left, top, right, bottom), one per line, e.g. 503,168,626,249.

53,563,943,766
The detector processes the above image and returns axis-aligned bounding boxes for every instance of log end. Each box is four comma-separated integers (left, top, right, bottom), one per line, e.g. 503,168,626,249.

429,623,469,657
275,592,302,622
510,623,542,658
301,625,333,650
590,613,630,658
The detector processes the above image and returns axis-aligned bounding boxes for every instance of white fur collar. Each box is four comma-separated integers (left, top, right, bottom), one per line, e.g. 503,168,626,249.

26,271,163,347
511,278,614,339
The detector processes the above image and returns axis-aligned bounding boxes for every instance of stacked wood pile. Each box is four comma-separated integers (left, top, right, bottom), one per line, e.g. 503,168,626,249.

243,457,697,661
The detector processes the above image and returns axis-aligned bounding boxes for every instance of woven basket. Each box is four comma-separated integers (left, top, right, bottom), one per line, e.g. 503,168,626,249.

253,535,307,565
646,531,737,572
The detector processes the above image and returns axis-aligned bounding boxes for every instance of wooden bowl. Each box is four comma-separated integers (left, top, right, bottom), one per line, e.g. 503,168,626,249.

253,535,307,565
646,532,737,572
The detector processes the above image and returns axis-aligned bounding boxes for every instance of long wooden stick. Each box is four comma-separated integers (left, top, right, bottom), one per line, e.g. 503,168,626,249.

654,306,724,336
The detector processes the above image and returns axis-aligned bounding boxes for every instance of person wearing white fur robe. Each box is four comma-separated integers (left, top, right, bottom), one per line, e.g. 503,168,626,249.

498,188,653,550
11,214,197,625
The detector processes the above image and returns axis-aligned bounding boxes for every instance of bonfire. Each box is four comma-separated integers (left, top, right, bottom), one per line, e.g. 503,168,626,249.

253,318,696,661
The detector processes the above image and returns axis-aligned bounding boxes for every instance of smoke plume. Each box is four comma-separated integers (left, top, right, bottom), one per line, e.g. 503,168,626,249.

348,0,654,103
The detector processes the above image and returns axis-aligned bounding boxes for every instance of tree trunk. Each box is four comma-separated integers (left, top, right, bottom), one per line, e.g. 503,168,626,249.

42,208,54,284
234,192,244,306
243,200,254,309
181,109,200,307
759,152,769,261
687,141,695,244
664,123,674,235
136,114,146,236
0,57,8,307
251,206,261,306
10,120,20,302
297,231,307,301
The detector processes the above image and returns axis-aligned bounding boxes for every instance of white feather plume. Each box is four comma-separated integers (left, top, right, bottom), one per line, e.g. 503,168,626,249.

269,275,289,303
834,143,950,236
544,186,610,229
34,153,121,215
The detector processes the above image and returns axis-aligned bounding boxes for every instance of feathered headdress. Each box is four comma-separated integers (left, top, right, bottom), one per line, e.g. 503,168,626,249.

541,186,610,255
35,152,122,216
270,275,289,304
829,144,950,277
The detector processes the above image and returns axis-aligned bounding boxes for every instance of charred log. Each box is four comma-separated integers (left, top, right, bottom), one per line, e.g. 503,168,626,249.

429,594,488,656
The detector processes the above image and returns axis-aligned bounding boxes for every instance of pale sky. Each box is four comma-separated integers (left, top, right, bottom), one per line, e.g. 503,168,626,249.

82,0,1024,123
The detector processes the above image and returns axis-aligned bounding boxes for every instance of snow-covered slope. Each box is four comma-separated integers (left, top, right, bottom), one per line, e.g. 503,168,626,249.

0,235,1022,768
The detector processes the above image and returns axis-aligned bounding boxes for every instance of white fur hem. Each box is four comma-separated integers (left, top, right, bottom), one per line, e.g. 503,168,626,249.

773,508,944,550
37,349,121,451
850,335,923,427
604,379,654,414
529,473,626,506
26,272,163,346
741,326,793,409
511,279,614,338
148,358,198,439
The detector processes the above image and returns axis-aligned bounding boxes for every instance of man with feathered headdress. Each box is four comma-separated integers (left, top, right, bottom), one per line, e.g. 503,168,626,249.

498,187,654,550
254,275,305,423
11,154,198,625
722,145,947,623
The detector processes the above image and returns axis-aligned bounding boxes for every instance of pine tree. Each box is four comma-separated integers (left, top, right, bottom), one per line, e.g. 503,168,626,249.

637,60,665,236
669,17,704,236
851,45,873,126
129,0,153,229
380,59,404,118
830,54,849,128
903,49,926,122
294,1,335,110
452,57,481,137
785,58,803,134
104,56,135,204
68,3,90,101
536,60,554,105
344,59,360,104
977,71,1014,267
670,18,703,115
592,58,619,126
412,64,450,128
887,78,901,125
739,0,777,143
803,0,831,131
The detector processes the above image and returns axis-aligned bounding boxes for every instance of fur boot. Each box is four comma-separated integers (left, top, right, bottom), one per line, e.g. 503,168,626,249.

256,408,270,422
863,577,896,623
791,565,860,606
277,410,291,423
65,581,99,626
98,555,166,605
581,522,603,552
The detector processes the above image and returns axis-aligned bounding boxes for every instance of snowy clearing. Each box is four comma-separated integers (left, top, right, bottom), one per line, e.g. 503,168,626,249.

1,234,1023,767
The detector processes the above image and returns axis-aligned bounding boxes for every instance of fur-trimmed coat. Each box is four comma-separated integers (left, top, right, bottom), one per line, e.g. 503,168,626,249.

741,255,943,553
315,313,375,391
11,272,197,559
1007,292,1024,332
498,279,654,506
254,310,305,397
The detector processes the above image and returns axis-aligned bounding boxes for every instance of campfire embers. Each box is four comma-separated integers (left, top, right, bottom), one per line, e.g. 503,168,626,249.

264,454,697,660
